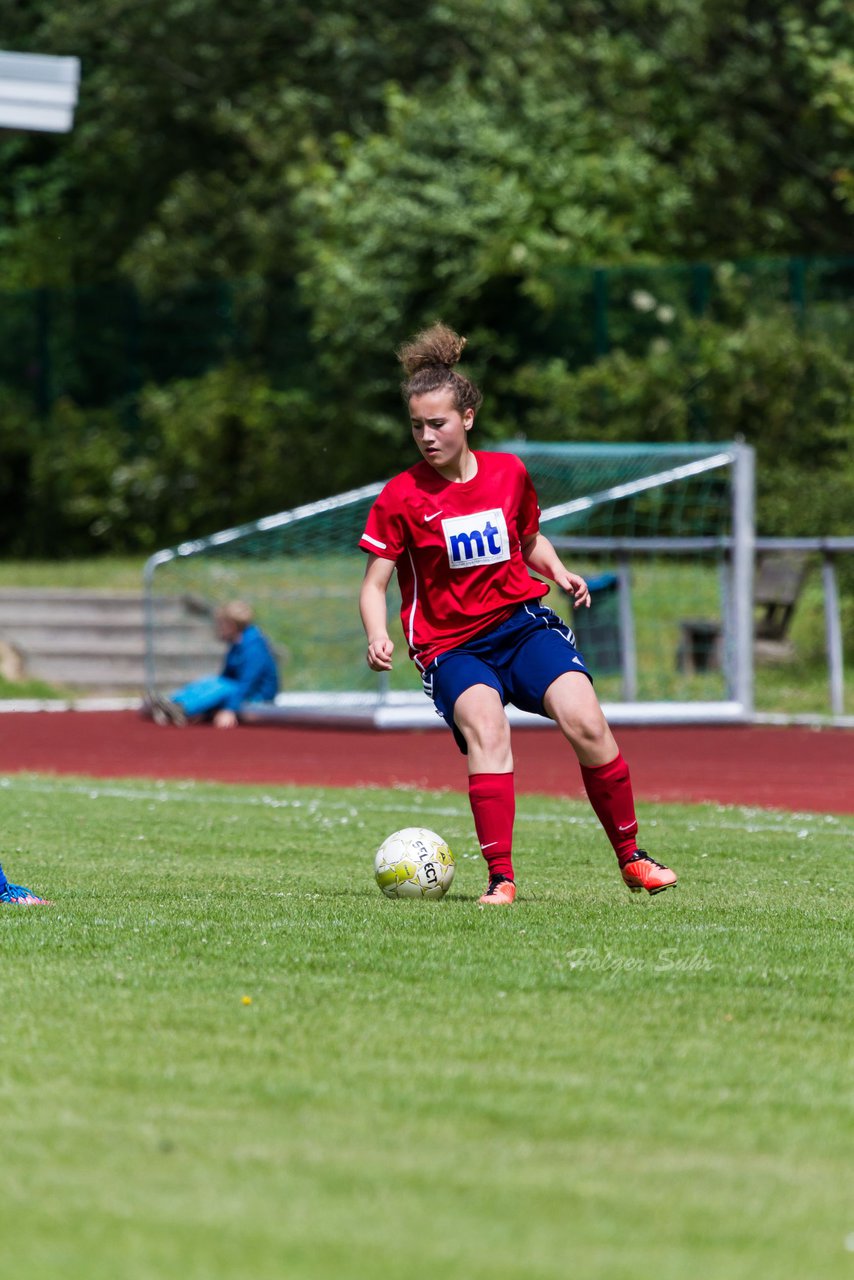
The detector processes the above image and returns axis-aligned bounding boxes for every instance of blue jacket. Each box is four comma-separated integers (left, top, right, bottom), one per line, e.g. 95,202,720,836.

220,625,279,710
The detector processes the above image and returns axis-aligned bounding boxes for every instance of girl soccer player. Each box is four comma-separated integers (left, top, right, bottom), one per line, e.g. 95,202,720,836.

359,323,677,905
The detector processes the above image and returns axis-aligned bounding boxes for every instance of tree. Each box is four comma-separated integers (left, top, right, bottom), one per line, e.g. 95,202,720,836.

0,1,852,551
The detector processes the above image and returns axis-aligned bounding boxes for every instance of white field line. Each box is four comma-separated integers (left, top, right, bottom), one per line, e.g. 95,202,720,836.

1,775,852,840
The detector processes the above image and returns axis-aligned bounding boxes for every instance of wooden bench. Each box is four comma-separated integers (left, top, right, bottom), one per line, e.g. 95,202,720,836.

678,552,812,673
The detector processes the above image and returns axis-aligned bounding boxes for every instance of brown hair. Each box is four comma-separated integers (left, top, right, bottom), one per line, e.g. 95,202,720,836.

397,322,483,414
216,600,254,629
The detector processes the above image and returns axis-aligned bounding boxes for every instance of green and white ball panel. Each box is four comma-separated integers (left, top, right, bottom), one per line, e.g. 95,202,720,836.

374,827,456,900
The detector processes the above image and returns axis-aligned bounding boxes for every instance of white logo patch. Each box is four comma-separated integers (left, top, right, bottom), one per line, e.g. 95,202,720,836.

442,508,510,569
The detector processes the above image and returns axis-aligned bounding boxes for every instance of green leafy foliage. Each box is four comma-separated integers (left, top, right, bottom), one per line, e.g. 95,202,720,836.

23,367,364,553
0,2,852,554
4,1,852,294
511,291,854,538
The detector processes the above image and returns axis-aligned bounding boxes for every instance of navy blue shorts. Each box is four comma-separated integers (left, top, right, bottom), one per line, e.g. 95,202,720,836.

421,600,592,754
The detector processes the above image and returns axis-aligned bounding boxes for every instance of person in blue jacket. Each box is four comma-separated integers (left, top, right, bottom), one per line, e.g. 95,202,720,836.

145,600,279,728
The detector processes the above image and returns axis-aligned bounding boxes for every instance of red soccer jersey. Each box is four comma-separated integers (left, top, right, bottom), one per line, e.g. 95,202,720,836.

359,450,549,669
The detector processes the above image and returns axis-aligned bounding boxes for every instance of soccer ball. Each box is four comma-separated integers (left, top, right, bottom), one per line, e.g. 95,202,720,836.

374,827,456,900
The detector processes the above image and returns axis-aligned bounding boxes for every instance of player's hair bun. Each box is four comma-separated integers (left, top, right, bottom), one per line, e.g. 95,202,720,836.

397,321,483,415
397,323,467,377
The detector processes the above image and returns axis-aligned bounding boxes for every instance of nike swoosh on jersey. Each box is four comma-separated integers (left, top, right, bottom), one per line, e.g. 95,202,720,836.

424,510,443,522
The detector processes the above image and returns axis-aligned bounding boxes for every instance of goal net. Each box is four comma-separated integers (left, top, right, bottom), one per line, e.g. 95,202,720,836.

143,442,755,726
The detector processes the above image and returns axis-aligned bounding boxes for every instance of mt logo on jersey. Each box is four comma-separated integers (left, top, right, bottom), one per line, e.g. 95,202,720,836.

442,509,510,569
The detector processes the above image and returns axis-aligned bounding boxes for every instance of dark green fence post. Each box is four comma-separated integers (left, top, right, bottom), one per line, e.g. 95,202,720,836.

593,268,609,357
788,256,806,328
690,263,712,316
219,279,236,357
34,286,52,417
124,283,142,433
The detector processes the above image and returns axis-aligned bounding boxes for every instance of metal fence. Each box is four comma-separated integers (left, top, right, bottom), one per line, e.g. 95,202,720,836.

552,536,853,722
3,255,853,418
0,279,312,417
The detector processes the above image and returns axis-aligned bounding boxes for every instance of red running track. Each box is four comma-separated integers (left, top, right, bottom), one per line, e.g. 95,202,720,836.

0,712,851,814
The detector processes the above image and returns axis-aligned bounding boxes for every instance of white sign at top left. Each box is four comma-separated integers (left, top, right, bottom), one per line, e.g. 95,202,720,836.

0,50,81,133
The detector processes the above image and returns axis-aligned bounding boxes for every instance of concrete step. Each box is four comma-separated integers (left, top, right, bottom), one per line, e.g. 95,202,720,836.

1,627,221,655
27,653,218,688
0,588,222,692
8,637,223,661
0,590,210,627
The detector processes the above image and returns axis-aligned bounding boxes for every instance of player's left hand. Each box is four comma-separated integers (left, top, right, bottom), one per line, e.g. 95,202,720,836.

213,709,239,728
560,572,590,609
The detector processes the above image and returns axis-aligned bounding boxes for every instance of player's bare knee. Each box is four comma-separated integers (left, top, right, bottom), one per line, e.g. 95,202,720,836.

556,708,611,757
458,713,510,760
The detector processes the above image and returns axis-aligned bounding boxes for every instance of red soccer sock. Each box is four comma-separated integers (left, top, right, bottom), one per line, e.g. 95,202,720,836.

579,751,639,865
468,772,516,881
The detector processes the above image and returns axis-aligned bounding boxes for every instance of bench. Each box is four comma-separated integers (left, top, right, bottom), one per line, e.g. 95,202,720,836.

678,552,812,673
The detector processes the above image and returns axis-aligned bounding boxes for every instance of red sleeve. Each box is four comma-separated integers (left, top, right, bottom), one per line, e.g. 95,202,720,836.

517,463,541,542
359,480,407,561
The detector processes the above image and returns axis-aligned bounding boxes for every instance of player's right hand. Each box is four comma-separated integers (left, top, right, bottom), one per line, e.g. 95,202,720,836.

366,634,394,671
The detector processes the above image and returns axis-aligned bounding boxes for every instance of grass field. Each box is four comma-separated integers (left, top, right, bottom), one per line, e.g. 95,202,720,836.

2,773,851,1280
0,558,148,591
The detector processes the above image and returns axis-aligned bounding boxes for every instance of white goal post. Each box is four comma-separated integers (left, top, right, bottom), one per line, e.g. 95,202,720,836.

143,442,757,727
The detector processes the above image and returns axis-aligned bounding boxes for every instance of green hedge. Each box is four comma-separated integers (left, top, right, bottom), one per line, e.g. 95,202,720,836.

1,303,851,558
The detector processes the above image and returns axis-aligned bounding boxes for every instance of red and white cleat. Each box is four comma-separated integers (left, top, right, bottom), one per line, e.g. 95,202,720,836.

478,876,517,906
620,851,677,896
